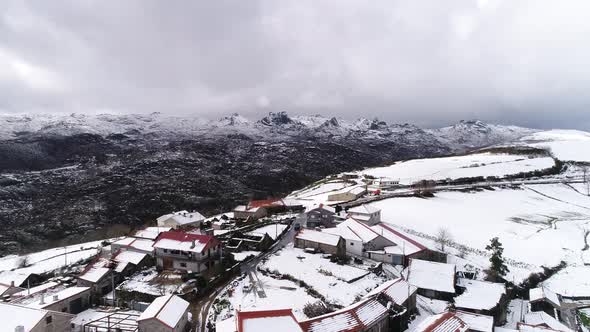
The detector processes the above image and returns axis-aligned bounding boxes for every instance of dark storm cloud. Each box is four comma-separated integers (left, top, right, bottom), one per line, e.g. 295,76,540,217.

0,0,589,129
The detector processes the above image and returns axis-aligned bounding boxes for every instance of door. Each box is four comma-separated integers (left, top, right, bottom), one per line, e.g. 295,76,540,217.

163,258,174,269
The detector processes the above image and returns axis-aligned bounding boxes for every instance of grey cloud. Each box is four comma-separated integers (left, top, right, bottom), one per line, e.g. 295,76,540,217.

0,0,589,129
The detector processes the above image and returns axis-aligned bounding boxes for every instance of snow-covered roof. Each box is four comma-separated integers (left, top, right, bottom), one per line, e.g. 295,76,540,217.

524,312,572,332
112,237,155,253
234,205,262,212
309,204,336,214
299,297,388,332
347,186,367,195
157,210,205,225
113,250,147,266
529,287,560,307
153,231,218,254
138,294,189,329
1,302,50,331
295,229,342,246
370,223,427,256
237,309,303,332
18,286,90,309
364,278,417,305
455,279,505,311
541,266,590,299
78,266,111,283
518,324,564,332
323,219,382,243
348,204,380,215
12,281,59,298
411,312,468,332
407,259,456,293
133,227,172,240
456,311,494,332
0,271,32,287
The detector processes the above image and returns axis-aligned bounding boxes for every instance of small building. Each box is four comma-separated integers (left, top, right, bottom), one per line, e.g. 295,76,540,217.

133,226,172,240
406,259,456,300
323,218,394,257
299,295,390,332
364,277,418,312
347,204,381,225
294,229,346,257
111,237,156,256
15,286,91,314
455,279,508,325
225,232,273,252
112,250,152,277
456,311,495,332
157,210,205,229
305,204,336,228
235,309,303,332
77,260,113,299
529,287,561,318
138,294,190,332
1,302,74,332
368,223,429,266
523,312,573,332
233,205,267,221
327,186,367,202
369,177,400,190
0,271,42,288
153,231,222,274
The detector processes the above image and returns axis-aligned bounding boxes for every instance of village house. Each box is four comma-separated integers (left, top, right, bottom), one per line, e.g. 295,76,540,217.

76,259,113,299
364,277,418,313
133,226,172,240
305,204,337,228
157,210,205,229
137,294,190,332
327,186,367,202
455,311,495,332
412,311,469,332
232,309,303,332
153,231,222,274
529,287,562,320
112,250,152,277
347,204,381,225
294,229,346,257
111,237,155,256
368,223,429,266
0,271,42,289
233,205,267,221
14,285,92,314
1,302,74,332
324,218,394,257
455,278,508,325
523,312,573,332
406,259,456,300
369,177,400,190
299,294,392,332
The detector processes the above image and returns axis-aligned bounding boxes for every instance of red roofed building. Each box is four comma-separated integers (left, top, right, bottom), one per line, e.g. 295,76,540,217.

413,311,469,332
235,309,303,332
153,231,222,274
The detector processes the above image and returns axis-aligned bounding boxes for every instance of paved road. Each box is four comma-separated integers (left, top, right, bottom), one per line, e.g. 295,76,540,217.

195,218,300,332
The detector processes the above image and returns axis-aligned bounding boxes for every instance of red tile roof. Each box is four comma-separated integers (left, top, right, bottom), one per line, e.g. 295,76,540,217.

248,199,283,209
155,231,219,251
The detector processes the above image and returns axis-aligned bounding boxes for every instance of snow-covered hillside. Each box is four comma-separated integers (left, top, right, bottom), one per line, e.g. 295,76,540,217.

517,130,590,162
359,152,555,185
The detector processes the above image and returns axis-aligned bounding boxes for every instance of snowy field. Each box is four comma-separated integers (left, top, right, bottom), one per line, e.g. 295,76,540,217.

518,130,590,162
287,180,362,207
358,152,554,185
260,245,386,305
211,273,317,327
117,268,183,296
371,183,590,274
0,239,108,279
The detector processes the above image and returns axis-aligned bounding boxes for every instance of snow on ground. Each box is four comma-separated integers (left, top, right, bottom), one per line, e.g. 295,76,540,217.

248,224,288,240
232,251,261,262
358,152,554,185
518,130,590,162
0,239,109,275
212,273,317,327
260,245,385,306
372,183,590,274
287,180,362,208
117,268,182,296
542,266,590,298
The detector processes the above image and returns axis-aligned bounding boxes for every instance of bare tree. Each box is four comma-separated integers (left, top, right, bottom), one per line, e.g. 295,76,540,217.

435,227,453,252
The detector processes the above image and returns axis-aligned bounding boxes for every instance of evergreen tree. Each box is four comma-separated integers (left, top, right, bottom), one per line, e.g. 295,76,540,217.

486,237,509,281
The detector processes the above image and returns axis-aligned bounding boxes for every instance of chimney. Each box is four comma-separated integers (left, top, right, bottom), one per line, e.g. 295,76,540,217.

39,293,45,305
183,212,187,217
10,281,14,287
53,294,59,302
15,326,25,332
190,240,196,249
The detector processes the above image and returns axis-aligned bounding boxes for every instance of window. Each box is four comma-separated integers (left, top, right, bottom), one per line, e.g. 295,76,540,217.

180,262,187,268
350,242,354,246
46,316,53,324
163,249,168,253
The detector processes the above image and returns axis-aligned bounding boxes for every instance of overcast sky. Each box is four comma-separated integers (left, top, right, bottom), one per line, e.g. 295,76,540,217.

1,0,589,129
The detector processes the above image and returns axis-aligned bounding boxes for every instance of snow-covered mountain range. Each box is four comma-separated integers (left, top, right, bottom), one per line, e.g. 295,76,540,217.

0,111,536,151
